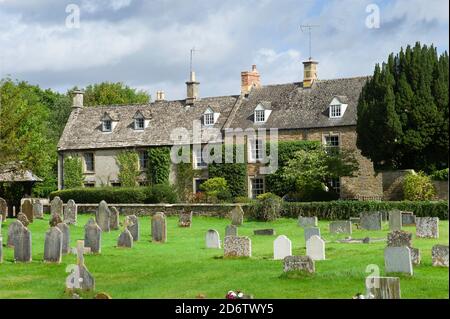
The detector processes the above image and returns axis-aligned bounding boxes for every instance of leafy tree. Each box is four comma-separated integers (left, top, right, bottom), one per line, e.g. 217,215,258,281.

200,177,231,203
63,157,84,189
357,43,449,172
82,82,150,106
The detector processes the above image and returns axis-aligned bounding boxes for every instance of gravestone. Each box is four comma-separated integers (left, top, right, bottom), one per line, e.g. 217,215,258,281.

360,212,382,230
21,199,33,223
7,220,23,247
304,227,320,244
432,245,449,267
230,205,244,226
384,246,413,275
224,236,251,257
416,217,439,238
329,221,352,234
109,207,120,230
49,213,63,227
66,240,95,291
14,223,32,262
205,229,221,249
349,217,361,229
225,225,238,237
117,218,133,249
366,277,401,299
179,210,193,227
306,235,325,261
50,196,63,218
389,210,402,231
151,212,167,243
273,235,292,260
298,216,318,228
64,199,77,225
126,215,139,241
401,212,416,226
283,256,315,273
410,247,421,265
0,197,7,220
254,229,276,236
44,227,63,263
387,230,412,247
57,223,70,255
17,212,30,227
96,200,111,232
32,199,44,219
84,218,102,254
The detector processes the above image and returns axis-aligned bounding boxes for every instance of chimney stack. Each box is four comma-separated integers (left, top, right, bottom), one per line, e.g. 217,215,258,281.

186,71,199,105
72,90,84,109
302,60,318,88
241,64,261,95
155,90,165,101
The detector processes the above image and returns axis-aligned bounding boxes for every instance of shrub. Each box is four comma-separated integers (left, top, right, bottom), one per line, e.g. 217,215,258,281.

248,192,282,221
145,184,178,204
403,172,436,201
148,147,171,184
234,196,255,204
116,151,140,187
63,157,84,189
431,168,448,181
200,177,231,203
283,187,339,202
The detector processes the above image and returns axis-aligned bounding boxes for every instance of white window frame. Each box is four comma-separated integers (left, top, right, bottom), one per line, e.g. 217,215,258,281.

135,117,145,130
102,119,112,132
203,112,214,126
330,104,342,118
84,153,95,173
254,109,265,123
193,178,208,193
139,151,149,171
193,147,208,170
249,177,265,199
328,178,341,196
249,138,264,162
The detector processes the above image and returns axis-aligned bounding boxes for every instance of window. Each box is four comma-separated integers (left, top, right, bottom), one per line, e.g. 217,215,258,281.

324,135,339,147
193,147,207,169
135,118,145,130
111,182,121,187
250,138,264,161
328,178,340,196
203,113,214,126
250,178,265,199
102,120,112,132
254,110,265,123
330,104,342,118
84,182,95,188
194,178,207,193
84,153,95,172
139,151,149,170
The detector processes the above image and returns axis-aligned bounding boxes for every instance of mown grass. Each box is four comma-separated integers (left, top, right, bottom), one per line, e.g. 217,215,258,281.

0,214,448,299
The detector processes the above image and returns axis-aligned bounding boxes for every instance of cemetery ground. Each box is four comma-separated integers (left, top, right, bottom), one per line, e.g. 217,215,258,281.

0,214,448,299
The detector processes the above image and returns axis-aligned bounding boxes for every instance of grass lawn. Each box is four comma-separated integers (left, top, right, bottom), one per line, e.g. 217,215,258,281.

0,214,448,299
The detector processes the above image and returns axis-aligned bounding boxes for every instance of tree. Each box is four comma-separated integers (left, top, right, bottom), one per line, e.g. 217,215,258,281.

357,43,449,172
82,82,150,106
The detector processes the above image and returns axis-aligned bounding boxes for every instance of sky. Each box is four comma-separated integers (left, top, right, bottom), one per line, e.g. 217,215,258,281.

0,0,448,100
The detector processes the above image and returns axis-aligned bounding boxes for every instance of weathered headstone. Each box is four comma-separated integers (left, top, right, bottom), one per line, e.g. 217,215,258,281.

283,256,315,273
126,215,139,241
432,245,449,267
0,197,7,220
49,213,63,227
273,235,292,260
151,212,167,243
109,207,120,230
298,216,318,228
32,199,44,219
21,199,33,223
306,235,325,261
366,277,401,299
17,212,30,227
416,217,439,239
360,212,382,230
384,246,413,275
304,227,320,244
389,210,402,231
96,200,111,232
225,225,238,237
349,217,360,229
254,229,275,236
387,230,412,247
117,218,133,248
401,212,416,226
14,223,32,262
64,199,77,225
66,240,95,291
7,220,23,247
44,227,63,263
50,196,63,218
179,210,193,227
206,229,221,249
57,222,70,255
329,221,352,234
84,218,102,253
230,205,244,226
410,247,421,265
224,236,251,257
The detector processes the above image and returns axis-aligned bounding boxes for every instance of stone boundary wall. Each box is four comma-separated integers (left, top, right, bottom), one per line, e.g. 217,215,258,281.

381,170,415,201
433,181,449,201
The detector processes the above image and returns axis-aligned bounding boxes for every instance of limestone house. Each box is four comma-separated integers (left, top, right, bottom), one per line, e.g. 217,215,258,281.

57,60,383,200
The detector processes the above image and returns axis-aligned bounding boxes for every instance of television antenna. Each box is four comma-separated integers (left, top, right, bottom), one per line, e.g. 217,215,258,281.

300,24,320,61
189,47,201,74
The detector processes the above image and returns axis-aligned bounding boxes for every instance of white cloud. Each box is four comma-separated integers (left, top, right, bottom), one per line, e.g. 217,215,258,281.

81,0,132,13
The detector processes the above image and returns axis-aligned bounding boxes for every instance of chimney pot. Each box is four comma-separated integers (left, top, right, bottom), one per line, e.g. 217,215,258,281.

241,64,261,95
156,90,165,101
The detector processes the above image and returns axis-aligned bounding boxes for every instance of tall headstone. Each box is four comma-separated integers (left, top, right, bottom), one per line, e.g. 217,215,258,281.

384,246,413,275
329,221,352,234
50,196,63,218
230,205,244,226
224,236,251,257
432,245,449,267
44,227,63,263
7,220,23,247
117,218,133,248
96,200,111,232
109,207,120,230
32,199,44,219
126,215,139,241
298,216,318,228
49,213,63,227
206,229,221,249
151,212,167,243
21,199,33,223
179,210,193,227
0,197,7,220
304,227,320,244
389,210,402,231
57,222,71,255
360,212,382,230
416,217,439,239
273,235,292,260
366,277,401,299
225,225,238,237
84,218,102,254
14,223,32,262
306,235,325,261
283,256,315,273
64,199,77,225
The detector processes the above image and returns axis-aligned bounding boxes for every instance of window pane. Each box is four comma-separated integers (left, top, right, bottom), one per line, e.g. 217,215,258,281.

251,178,264,199
251,139,264,161
255,110,265,122
103,120,112,131
135,118,144,129
331,105,341,117
84,153,94,172
204,113,214,125
139,151,148,170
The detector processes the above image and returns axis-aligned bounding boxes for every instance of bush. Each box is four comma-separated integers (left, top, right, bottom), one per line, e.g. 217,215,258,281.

63,157,84,189
148,147,171,184
200,177,232,203
431,168,448,181
283,186,339,202
248,192,282,221
403,172,436,201
144,184,178,204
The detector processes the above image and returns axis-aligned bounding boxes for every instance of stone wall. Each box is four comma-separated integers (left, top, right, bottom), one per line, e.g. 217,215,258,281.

380,170,415,201
433,180,449,201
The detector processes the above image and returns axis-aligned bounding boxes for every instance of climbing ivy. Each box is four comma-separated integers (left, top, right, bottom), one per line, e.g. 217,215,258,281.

63,156,84,189
116,151,140,187
147,147,171,185
176,161,195,202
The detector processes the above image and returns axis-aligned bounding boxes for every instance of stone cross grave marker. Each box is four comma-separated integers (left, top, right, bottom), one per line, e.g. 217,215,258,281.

109,207,120,230
283,256,315,273
224,236,251,257
304,227,320,244
96,200,111,232
360,212,382,230
67,240,95,291
84,218,102,253
329,221,352,234
225,225,238,237
366,277,401,299
44,226,63,263
432,245,449,267
14,223,32,262
57,222,71,255
388,210,402,231
273,235,292,260
21,199,33,223
179,210,193,227
126,215,139,241
416,217,439,239
306,235,325,261
151,212,167,243
206,229,221,249
64,199,77,225
298,216,318,228
32,199,44,219
230,205,244,226
384,246,413,275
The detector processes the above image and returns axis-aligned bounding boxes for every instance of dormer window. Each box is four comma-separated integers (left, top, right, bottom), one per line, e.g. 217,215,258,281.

133,110,150,130
329,97,347,119
203,107,219,126
255,110,265,123
330,104,341,118
254,102,271,123
101,112,119,132
102,118,112,132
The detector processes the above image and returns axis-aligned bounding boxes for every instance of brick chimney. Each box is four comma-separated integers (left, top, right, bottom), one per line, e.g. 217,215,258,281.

186,71,199,105
241,64,261,95
72,90,84,109
155,90,165,101
302,60,318,88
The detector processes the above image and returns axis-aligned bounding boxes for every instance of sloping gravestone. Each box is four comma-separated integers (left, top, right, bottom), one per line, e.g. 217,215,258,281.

230,205,244,226
109,207,120,230
32,199,44,219
254,229,275,236
179,210,193,227
306,235,325,261
298,216,318,228
117,217,133,248
283,256,315,273
17,212,30,227
360,212,382,230
366,277,401,299
224,236,251,257
7,220,23,247
21,199,33,223
126,215,139,241
151,212,167,243
84,218,102,254
388,210,402,231
432,245,449,267
63,199,77,225
57,223,70,255
14,222,32,262
225,225,238,237
44,227,63,263
206,229,221,249
329,221,352,234
50,196,63,219
0,197,8,220
416,217,439,239
66,240,95,291
96,200,111,232
273,235,292,260
387,230,420,265
401,212,416,226
304,227,320,244
384,246,413,275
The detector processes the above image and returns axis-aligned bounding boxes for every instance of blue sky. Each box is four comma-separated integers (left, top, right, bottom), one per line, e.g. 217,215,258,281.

0,0,448,100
